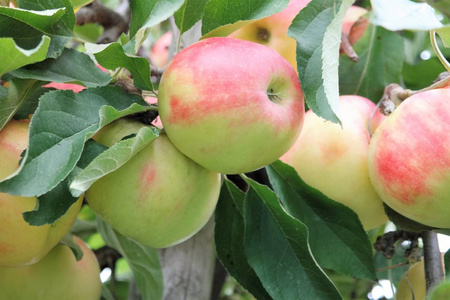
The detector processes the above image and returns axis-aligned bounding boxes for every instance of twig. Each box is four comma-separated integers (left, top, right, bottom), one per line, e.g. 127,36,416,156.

376,261,410,273
76,0,128,44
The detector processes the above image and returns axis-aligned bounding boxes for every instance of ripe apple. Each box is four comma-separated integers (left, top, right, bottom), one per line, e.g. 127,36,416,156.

86,119,221,248
280,95,387,230
0,236,102,300
368,87,450,228
396,260,426,300
228,0,310,72
158,37,304,174
0,120,83,267
150,31,173,68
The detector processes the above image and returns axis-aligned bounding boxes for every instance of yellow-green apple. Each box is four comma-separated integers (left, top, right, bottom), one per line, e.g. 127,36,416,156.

281,95,388,229
396,260,426,300
86,119,221,248
368,88,450,228
0,236,102,300
228,0,310,72
158,37,304,174
150,31,173,68
0,120,83,267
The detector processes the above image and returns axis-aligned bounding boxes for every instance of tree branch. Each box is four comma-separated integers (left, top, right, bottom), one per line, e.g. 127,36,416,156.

75,0,129,44
422,231,444,293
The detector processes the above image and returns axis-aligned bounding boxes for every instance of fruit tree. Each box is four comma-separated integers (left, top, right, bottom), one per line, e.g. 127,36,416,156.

0,0,450,299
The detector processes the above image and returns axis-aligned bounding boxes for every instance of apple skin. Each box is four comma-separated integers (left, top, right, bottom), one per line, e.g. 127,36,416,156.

150,31,173,68
368,88,450,228
342,6,368,36
86,119,221,248
0,120,83,267
0,236,102,300
281,95,388,229
228,0,310,72
158,37,304,174
396,260,426,300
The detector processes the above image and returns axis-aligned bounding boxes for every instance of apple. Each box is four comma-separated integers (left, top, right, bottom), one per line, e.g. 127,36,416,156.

228,0,310,72
86,119,221,248
281,95,387,230
150,31,173,68
158,37,304,174
0,236,102,300
342,6,368,36
0,120,83,267
368,87,450,228
396,260,426,300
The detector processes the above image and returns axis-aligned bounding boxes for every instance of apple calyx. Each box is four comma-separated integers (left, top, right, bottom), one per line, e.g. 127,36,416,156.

257,28,270,41
267,88,283,103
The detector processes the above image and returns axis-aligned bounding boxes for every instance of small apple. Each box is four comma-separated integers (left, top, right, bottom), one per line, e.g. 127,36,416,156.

228,0,310,72
86,119,221,248
368,87,450,228
158,37,304,174
0,236,102,300
396,260,426,300
150,31,173,68
0,120,83,267
281,95,387,229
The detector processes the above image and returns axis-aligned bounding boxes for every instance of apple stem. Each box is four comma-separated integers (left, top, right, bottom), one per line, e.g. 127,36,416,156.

422,230,444,294
430,31,450,73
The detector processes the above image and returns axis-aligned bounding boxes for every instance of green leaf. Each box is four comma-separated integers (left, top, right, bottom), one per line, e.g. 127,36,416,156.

24,178,80,225
129,0,184,38
0,36,50,76
15,0,76,58
97,218,163,300
445,248,450,279
289,0,354,124
0,86,151,198
86,42,152,91
13,87,53,120
101,285,116,300
437,27,450,48
339,25,404,103
215,180,272,300
266,161,377,280
74,24,103,43
371,0,443,31
201,0,289,36
10,48,111,87
174,0,208,36
24,139,106,225
70,126,159,197
59,233,84,261
244,178,342,300
0,79,41,130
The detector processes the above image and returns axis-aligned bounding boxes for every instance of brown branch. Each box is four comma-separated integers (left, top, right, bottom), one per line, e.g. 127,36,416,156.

422,231,444,294
75,0,128,44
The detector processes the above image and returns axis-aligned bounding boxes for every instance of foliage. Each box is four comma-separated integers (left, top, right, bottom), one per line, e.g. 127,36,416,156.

0,0,449,299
